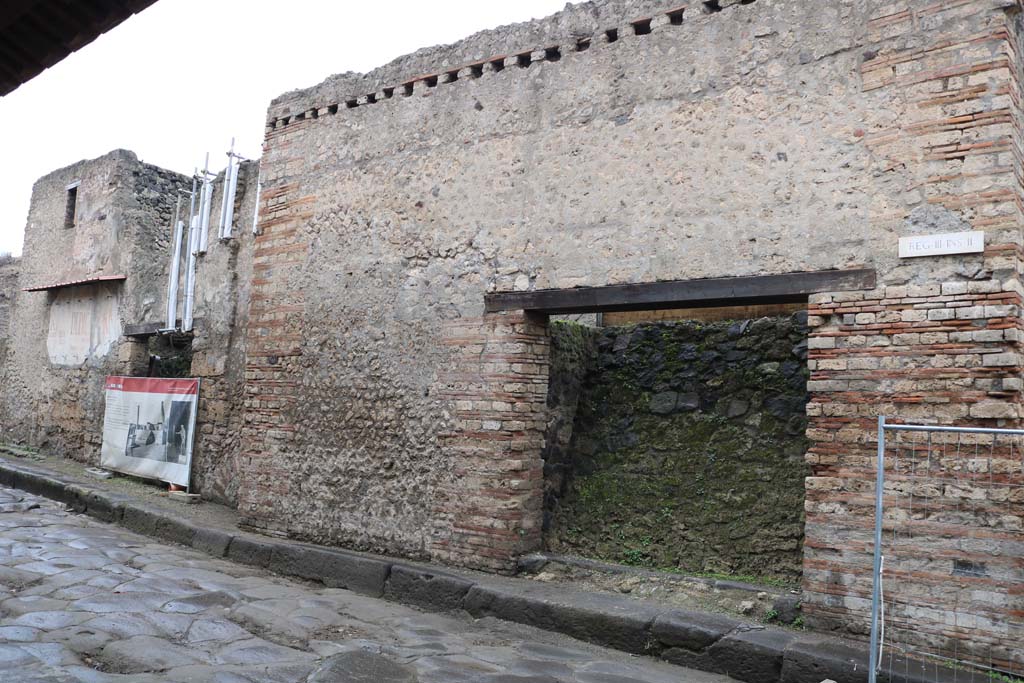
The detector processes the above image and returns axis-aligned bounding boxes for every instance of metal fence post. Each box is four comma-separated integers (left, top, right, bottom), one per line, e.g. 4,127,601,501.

868,415,886,683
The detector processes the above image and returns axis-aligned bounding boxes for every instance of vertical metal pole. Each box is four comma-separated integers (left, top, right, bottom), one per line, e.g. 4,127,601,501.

198,153,213,253
183,215,199,332
251,167,262,236
181,172,199,332
165,194,183,329
187,171,198,229
868,415,886,683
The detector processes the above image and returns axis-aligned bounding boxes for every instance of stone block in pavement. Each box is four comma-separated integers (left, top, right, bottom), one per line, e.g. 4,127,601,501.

192,527,234,557
269,544,391,597
708,628,798,683
651,610,741,651
154,515,198,546
781,636,963,683
384,564,474,611
781,635,869,683
82,490,127,523
226,535,276,568
101,635,208,673
308,650,418,682
121,504,162,537
464,583,663,655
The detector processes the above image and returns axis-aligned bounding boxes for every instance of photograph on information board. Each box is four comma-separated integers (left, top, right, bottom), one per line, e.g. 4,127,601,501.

100,376,199,487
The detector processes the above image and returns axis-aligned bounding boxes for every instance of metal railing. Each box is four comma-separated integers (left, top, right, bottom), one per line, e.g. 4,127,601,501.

869,417,1024,683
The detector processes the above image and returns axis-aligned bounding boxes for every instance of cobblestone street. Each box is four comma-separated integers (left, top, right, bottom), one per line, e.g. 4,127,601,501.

0,487,729,682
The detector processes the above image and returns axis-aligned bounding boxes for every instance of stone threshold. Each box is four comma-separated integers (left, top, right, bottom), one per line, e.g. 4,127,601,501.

0,455,949,683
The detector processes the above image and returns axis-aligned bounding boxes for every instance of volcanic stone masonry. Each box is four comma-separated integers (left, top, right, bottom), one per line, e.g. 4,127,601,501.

543,316,810,582
0,0,1022,667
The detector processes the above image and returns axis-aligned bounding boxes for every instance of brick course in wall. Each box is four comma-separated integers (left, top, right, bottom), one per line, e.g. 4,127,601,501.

237,120,312,534
801,0,1024,667
432,312,550,571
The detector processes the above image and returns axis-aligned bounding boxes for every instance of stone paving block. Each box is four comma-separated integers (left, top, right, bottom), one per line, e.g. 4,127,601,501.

101,634,208,673
162,589,240,613
269,544,390,597
226,535,276,568
707,628,798,683
82,490,126,523
781,635,869,683
191,526,234,557
651,609,740,651
16,472,68,505
464,584,663,655
153,514,198,547
0,465,17,488
121,504,162,537
214,636,317,665
384,563,475,611
308,649,419,682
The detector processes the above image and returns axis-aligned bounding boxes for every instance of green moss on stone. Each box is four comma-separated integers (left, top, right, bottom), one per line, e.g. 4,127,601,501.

545,315,810,582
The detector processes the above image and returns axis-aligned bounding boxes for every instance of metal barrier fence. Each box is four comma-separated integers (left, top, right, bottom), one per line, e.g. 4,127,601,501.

869,417,1024,683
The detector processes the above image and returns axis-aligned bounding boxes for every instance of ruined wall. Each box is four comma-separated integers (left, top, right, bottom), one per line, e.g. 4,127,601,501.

0,256,19,381
0,150,188,459
545,316,810,581
245,0,1023,659
186,160,258,506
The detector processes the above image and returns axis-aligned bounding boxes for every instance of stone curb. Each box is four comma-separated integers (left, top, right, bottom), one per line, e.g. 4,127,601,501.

0,459,938,683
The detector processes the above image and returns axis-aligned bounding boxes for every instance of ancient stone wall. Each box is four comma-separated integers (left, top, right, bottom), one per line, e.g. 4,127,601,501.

243,0,1022,659
0,256,19,379
0,149,257,510
800,1,1024,669
247,0,886,566
0,151,188,457
544,316,810,581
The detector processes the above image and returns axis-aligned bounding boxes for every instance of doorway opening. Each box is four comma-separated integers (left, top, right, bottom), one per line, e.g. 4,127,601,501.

481,269,874,620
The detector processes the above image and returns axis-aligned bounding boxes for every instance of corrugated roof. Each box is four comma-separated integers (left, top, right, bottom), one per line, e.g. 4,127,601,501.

22,274,126,292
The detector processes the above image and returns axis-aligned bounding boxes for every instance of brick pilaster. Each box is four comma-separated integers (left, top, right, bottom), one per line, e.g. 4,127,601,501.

431,312,550,572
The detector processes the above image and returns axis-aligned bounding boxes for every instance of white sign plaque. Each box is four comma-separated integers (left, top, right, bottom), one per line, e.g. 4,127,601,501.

899,231,984,259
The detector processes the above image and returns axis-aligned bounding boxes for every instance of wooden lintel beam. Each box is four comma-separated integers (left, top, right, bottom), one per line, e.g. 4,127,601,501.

483,268,877,314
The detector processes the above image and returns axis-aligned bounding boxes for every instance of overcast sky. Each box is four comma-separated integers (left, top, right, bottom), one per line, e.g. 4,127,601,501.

0,0,568,256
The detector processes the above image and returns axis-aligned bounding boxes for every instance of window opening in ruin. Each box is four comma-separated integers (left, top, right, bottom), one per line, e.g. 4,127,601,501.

537,301,811,623
631,19,652,35
146,333,194,378
327,104,339,114
703,0,723,12
545,47,562,62
469,64,484,78
604,28,619,43
489,58,505,73
668,9,685,25
516,53,532,68
64,181,79,229
576,38,591,52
